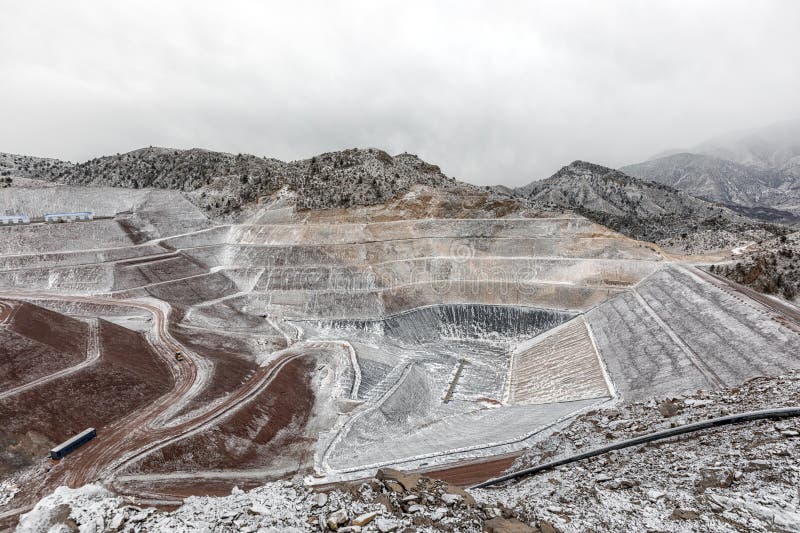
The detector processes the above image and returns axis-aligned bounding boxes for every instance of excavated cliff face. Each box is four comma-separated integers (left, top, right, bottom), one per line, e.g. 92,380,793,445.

311,304,573,344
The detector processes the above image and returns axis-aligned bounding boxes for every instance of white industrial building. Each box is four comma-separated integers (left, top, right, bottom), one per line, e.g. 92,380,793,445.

0,214,31,225
44,212,94,223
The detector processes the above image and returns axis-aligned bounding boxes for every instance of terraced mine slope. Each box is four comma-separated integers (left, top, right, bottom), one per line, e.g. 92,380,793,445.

1,178,799,524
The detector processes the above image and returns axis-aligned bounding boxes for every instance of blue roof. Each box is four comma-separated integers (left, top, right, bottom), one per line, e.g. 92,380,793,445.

51,427,96,453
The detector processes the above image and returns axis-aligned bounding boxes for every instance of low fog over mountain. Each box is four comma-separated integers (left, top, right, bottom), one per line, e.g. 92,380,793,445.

623,119,800,217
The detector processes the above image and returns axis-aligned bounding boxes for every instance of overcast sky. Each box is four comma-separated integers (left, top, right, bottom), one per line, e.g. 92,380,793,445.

1,1,799,186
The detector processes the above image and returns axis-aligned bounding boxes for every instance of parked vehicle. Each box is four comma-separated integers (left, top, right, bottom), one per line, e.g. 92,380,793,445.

50,428,96,460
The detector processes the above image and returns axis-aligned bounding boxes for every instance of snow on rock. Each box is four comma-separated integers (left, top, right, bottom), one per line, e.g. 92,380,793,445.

476,371,800,532
16,472,526,532
16,482,315,533
0,480,19,507
17,484,121,533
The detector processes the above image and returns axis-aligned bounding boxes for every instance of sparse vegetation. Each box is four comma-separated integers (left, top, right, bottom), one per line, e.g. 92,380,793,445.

711,238,800,301
2,148,466,217
516,161,789,253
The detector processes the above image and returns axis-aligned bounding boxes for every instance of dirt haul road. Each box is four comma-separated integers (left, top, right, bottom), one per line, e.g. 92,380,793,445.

689,265,800,332
59,350,305,488
0,300,15,324
0,291,319,524
0,293,195,482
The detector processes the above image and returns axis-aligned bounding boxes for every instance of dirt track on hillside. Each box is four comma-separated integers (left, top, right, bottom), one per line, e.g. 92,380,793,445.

0,301,12,323
692,265,800,332
0,291,324,526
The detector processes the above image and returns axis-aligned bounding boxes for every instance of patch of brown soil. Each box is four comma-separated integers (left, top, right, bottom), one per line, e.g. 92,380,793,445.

113,254,207,291
9,301,88,355
116,218,147,244
130,356,316,474
0,320,172,475
144,272,239,307
301,186,534,223
117,478,269,502
98,320,173,388
419,453,521,487
0,301,88,389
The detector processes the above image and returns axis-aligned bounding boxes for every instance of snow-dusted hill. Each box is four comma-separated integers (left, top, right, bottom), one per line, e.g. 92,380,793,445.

2,146,792,252
515,161,784,253
3,147,471,216
0,153,74,181
622,120,800,216
622,153,800,215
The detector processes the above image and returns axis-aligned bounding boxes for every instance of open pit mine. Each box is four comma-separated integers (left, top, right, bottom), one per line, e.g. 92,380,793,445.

1,177,799,530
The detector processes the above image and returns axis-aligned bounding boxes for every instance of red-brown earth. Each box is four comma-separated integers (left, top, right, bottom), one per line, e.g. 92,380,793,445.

0,301,88,390
124,355,315,477
168,327,263,417
0,319,172,475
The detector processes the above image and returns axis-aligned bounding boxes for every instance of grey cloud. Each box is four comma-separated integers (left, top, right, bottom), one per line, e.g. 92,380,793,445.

1,0,799,186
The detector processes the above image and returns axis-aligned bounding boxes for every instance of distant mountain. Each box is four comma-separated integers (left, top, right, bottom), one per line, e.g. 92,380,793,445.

515,160,785,252
695,119,800,174
721,203,800,227
645,148,688,161
1,147,471,215
621,153,795,207
622,120,800,217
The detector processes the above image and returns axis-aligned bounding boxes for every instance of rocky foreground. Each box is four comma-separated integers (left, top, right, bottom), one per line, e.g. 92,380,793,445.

16,469,530,533
17,373,800,532
481,371,800,532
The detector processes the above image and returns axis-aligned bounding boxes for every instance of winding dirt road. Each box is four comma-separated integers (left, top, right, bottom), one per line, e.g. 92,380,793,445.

0,293,196,479
0,290,363,525
0,291,301,522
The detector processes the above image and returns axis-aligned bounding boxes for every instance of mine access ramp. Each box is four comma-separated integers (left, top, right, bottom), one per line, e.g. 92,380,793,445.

50,427,96,460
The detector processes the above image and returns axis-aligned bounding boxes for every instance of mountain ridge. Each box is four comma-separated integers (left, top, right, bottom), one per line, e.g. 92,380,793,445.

514,160,785,252
2,149,789,253
0,147,471,215
622,120,800,216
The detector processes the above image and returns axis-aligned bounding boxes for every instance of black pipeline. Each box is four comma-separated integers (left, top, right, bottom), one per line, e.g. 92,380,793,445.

472,406,800,489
